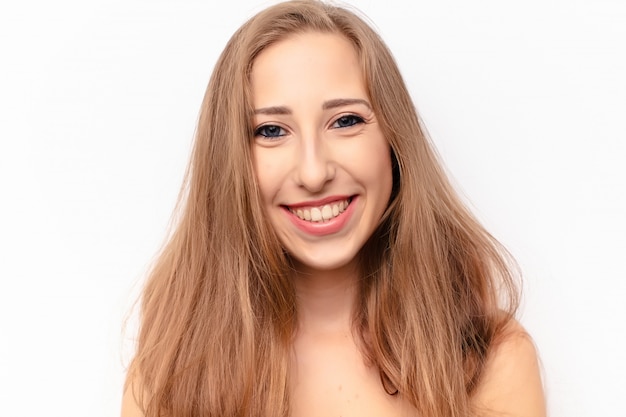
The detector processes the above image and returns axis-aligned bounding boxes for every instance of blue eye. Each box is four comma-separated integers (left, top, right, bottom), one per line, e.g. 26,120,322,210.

255,125,286,138
332,115,364,128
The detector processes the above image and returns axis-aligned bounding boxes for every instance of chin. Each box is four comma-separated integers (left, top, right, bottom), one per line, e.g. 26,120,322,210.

289,250,360,275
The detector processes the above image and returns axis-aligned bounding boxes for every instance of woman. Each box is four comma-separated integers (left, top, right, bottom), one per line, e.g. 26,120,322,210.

122,1,545,416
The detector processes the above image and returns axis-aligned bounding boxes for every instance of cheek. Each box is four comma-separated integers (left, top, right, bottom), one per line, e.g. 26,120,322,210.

376,153,394,201
253,148,282,204
352,139,393,192
367,146,394,208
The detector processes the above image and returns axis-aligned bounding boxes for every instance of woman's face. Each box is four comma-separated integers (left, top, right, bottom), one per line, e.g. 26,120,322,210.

251,31,392,275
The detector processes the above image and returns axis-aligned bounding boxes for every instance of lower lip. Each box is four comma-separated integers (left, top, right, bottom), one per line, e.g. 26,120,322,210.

284,197,356,236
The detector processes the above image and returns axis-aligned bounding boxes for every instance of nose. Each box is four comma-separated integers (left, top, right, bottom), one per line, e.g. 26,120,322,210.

294,135,336,192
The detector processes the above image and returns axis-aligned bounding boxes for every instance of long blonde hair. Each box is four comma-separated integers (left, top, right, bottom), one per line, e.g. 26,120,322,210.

126,1,519,416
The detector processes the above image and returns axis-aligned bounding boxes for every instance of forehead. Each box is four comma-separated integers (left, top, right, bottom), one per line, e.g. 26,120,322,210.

250,32,366,106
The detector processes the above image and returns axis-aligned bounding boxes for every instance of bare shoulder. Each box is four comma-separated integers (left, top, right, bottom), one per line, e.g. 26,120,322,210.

120,374,145,417
472,319,546,417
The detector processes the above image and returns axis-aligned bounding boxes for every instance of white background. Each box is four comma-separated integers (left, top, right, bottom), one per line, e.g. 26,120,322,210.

1,0,624,416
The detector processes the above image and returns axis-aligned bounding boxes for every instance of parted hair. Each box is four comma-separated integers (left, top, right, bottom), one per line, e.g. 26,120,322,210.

126,1,519,416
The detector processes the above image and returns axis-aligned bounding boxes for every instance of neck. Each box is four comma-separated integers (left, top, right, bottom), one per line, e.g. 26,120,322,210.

292,261,360,335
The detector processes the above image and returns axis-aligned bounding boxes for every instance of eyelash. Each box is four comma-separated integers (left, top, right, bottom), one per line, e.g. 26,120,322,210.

254,125,286,139
254,114,365,139
331,114,365,129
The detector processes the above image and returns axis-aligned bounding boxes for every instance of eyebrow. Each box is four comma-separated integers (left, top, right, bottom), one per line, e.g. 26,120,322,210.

253,106,291,115
253,98,372,115
322,98,372,111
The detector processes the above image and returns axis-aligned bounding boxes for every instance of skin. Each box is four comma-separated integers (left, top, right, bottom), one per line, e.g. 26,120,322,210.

251,33,393,278
251,31,402,417
251,30,393,319
121,31,546,417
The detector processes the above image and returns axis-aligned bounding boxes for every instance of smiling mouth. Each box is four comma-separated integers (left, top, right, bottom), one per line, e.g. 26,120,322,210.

286,198,352,222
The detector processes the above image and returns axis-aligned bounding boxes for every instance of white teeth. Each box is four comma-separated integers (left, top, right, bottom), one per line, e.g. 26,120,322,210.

289,199,350,223
321,205,333,220
310,207,322,221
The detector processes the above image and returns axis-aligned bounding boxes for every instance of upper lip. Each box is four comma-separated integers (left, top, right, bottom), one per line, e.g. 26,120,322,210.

284,195,353,208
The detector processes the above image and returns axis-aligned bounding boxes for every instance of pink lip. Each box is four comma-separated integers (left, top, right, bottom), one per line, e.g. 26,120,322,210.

284,196,357,236
285,195,352,209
